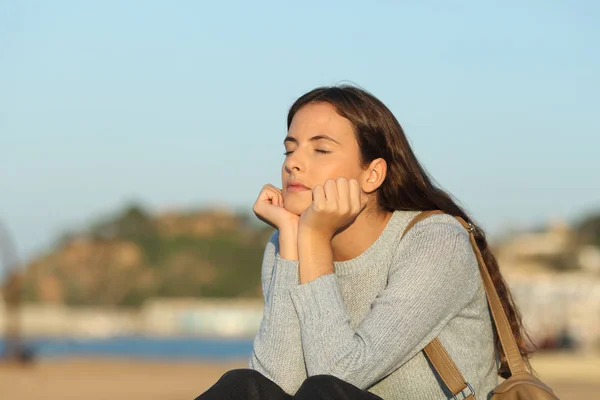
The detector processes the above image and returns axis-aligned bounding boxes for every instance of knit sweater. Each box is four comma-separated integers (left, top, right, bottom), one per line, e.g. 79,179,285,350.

249,210,498,399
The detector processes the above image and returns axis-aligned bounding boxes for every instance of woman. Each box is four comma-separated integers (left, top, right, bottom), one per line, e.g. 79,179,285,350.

195,85,532,399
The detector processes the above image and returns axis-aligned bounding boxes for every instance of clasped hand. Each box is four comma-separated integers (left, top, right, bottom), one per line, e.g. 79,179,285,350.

253,177,368,239
299,178,368,239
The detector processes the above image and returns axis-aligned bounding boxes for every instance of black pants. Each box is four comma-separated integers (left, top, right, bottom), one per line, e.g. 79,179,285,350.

194,368,383,400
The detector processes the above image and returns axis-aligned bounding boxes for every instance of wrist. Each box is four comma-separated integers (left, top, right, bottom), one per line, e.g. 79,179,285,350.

298,224,333,242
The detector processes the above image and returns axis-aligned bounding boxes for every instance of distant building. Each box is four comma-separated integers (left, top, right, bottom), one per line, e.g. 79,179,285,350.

493,219,600,350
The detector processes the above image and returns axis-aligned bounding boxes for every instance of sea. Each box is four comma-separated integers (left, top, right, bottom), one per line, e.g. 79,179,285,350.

0,336,254,361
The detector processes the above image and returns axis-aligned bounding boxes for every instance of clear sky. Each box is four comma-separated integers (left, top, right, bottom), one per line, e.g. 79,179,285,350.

1,1,599,267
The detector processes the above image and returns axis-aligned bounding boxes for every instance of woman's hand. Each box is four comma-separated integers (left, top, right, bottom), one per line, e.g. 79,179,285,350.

253,184,300,260
296,178,368,283
299,178,368,240
253,184,299,229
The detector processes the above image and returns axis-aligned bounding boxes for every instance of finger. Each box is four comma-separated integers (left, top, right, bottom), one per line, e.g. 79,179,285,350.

335,178,349,200
312,185,326,210
335,178,350,212
265,184,282,194
348,179,361,212
323,179,338,206
261,186,280,206
261,184,277,198
271,191,280,206
260,186,274,200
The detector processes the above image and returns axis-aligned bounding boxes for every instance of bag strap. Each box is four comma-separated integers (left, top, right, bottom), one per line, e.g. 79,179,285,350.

401,211,528,397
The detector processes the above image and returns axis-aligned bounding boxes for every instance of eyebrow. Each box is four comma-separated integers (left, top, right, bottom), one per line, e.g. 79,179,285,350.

283,134,341,145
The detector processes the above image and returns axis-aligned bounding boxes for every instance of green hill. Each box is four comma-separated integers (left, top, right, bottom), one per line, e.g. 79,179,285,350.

19,204,273,307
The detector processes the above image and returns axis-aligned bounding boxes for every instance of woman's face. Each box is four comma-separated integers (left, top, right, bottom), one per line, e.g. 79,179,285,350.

281,102,367,216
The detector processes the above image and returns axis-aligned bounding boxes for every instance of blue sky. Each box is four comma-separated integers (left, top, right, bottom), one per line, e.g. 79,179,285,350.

1,1,599,267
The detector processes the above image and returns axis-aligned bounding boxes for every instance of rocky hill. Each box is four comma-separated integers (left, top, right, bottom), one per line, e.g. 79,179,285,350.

18,205,273,307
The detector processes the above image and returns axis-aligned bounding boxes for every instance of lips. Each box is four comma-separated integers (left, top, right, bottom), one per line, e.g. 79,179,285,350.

286,179,310,192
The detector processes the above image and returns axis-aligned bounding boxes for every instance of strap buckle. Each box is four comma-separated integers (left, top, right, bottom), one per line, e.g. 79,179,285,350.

452,382,475,399
466,222,476,234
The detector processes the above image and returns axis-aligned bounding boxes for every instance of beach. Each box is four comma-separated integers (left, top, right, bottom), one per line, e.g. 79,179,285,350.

1,352,598,399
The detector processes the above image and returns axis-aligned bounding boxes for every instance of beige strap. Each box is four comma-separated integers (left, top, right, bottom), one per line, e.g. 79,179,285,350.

400,210,527,398
424,338,474,398
452,215,527,376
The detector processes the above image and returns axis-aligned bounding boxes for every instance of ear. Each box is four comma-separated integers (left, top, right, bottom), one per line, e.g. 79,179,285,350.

361,158,387,194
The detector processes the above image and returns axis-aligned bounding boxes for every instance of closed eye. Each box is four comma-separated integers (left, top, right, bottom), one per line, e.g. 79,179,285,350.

283,149,331,156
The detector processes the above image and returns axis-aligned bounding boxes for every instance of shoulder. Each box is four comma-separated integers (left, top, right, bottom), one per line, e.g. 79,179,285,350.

401,212,470,246
393,212,476,269
390,212,480,289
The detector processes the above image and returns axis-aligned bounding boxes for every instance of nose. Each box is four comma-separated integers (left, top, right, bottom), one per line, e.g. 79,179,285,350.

284,149,304,173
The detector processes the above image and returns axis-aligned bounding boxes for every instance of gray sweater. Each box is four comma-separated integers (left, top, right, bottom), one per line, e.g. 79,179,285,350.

249,210,498,399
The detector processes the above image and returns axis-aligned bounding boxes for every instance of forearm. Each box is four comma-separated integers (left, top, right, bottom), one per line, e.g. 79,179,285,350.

298,228,334,284
249,228,307,394
249,257,307,393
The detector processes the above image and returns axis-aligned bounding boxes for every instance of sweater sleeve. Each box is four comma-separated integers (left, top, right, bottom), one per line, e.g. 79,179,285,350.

248,231,308,394
289,219,480,390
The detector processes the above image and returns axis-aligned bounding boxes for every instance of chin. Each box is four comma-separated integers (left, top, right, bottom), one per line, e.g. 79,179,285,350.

283,194,310,216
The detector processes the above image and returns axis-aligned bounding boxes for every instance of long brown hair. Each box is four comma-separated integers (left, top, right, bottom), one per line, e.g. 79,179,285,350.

287,85,533,377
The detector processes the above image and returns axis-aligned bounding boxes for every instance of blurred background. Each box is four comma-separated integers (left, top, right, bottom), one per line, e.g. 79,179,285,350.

1,1,599,399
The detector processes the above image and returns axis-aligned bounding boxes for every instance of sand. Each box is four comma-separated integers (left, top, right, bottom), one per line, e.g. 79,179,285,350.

1,352,598,399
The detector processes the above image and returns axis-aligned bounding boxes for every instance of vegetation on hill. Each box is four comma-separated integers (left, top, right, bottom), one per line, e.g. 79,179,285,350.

19,204,273,308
